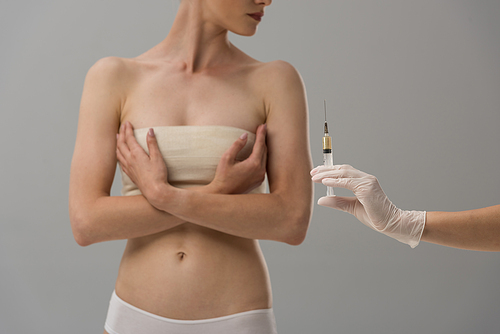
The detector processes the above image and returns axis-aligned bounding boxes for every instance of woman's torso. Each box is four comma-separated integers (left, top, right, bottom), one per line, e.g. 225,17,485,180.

114,52,273,320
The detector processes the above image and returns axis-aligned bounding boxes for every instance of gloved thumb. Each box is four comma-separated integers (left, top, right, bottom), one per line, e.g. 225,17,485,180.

318,196,358,215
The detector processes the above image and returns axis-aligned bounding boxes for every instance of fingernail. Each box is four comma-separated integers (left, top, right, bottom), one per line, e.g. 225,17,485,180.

116,134,119,140
263,123,267,131
148,128,155,137
240,132,248,140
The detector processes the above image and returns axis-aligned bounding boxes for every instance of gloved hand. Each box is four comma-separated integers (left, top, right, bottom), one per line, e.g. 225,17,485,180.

311,164,426,248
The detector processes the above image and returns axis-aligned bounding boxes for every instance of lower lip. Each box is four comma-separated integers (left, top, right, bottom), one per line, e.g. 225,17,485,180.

248,14,262,22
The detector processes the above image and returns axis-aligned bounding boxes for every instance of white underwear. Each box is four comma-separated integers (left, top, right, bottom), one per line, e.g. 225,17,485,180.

104,290,278,334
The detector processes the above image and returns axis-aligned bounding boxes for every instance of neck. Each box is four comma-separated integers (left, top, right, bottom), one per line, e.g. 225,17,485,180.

153,1,235,73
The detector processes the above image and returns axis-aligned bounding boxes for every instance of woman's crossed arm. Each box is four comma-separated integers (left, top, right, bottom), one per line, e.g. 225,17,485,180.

117,61,313,245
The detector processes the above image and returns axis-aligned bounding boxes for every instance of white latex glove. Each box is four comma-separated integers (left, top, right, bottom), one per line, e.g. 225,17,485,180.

311,164,426,248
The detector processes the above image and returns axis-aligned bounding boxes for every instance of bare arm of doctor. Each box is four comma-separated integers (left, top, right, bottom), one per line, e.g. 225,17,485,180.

117,61,313,245
69,59,267,246
423,207,500,251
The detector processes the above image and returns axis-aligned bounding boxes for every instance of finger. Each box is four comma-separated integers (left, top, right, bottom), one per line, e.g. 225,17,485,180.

124,122,147,155
116,149,131,177
310,166,321,176
116,147,126,166
261,125,268,168
259,124,267,161
249,124,267,161
312,171,340,182
222,132,249,163
311,170,346,182
311,164,352,176
318,195,359,215
311,165,331,175
117,123,131,159
310,164,347,176
321,177,358,192
146,128,162,161
260,143,268,169
259,125,268,168
311,167,366,182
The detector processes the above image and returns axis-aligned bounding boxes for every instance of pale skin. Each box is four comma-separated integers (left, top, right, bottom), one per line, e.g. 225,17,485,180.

422,207,500,251
311,165,500,251
68,0,312,329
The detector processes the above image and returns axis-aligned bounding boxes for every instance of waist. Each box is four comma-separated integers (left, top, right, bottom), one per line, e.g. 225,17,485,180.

115,224,272,319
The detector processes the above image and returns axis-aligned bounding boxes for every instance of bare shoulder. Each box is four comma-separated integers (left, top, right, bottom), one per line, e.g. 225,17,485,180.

251,60,306,119
256,60,304,87
81,57,140,117
84,56,134,88
79,57,140,125
260,60,300,75
252,61,306,110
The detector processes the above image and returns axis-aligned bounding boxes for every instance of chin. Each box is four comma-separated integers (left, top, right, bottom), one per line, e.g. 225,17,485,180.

231,26,258,37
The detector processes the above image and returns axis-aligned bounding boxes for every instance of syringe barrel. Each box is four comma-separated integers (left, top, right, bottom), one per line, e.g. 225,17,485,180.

323,152,333,167
323,152,335,196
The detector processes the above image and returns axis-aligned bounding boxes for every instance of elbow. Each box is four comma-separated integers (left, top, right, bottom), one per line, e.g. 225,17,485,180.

284,229,307,246
74,232,93,247
281,205,312,246
69,207,96,247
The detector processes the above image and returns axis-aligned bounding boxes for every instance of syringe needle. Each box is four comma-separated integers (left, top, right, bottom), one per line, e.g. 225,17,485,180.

324,100,327,121
324,99,329,134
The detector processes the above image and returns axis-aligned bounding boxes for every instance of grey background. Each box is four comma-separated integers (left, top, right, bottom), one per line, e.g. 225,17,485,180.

1,0,499,333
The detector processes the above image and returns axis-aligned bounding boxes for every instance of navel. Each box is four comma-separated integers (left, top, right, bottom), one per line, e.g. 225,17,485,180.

177,252,186,260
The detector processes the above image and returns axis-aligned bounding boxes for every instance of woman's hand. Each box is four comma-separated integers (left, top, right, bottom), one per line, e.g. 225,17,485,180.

210,124,268,194
116,122,170,208
116,121,267,206
311,164,425,248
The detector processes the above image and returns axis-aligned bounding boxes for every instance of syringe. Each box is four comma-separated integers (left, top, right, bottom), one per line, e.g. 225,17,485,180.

323,100,334,196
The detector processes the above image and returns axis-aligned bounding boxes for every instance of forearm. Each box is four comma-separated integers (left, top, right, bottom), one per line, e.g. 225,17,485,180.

155,186,312,245
421,205,500,251
70,195,183,246
70,184,218,246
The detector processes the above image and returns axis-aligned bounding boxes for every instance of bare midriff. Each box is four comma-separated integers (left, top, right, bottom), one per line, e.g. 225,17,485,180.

115,223,272,320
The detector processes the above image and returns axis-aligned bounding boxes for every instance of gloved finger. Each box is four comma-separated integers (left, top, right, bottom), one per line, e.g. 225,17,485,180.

221,132,248,164
146,128,162,162
310,165,323,175
312,170,344,183
310,164,349,176
311,164,360,178
317,195,359,215
321,177,360,193
312,167,369,182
